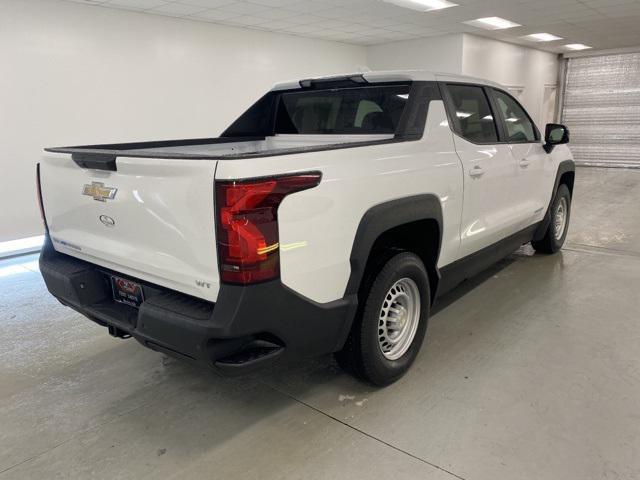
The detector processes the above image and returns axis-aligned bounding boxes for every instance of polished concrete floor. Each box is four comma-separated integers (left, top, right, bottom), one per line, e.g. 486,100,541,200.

1,167,639,480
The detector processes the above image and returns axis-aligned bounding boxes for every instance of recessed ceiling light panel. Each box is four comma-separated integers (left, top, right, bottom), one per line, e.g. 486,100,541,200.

565,43,592,50
383,0,458,12
523,33,563,42
463,17,521,30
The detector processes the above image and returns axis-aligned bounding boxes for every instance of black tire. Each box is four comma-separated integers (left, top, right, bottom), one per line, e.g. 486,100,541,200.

532,184,571,254
335,252,430,387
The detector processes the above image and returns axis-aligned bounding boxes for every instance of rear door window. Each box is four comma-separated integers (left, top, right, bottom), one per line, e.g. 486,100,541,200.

445,84,499,144
274,85,411,135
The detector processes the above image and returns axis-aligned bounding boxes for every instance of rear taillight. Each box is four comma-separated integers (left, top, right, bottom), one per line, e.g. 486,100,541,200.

215,172,321,285
36,163,48,232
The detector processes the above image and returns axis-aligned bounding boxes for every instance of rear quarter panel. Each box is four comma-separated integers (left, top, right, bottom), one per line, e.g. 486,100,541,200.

215,101,463,303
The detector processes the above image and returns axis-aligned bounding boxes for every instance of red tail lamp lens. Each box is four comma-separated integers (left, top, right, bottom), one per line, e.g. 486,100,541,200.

215,173,321,285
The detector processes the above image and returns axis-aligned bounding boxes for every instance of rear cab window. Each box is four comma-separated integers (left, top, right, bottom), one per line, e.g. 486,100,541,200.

274,85,411,135
221,80,440,141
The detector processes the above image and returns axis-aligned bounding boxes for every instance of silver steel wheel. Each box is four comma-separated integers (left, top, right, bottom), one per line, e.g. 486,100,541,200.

378,278,421,361
554,197,568,241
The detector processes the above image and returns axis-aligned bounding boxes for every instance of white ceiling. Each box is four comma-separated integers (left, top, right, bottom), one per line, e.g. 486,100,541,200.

65,0,640,52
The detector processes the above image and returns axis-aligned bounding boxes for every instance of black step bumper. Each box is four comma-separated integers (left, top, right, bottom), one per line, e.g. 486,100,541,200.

39,237,357,374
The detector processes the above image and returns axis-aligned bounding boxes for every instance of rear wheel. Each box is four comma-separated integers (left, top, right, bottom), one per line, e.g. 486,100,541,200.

532,184,571,254
336,252,430,386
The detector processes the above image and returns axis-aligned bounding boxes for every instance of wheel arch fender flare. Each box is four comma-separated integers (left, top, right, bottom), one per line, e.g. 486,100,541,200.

343,194,444,297
533,159,576,242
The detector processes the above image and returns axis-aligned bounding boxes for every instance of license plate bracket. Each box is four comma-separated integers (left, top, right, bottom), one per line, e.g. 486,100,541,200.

111,275,144,308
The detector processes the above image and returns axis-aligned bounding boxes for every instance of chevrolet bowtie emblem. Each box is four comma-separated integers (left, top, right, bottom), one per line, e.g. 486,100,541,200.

82,182,118,202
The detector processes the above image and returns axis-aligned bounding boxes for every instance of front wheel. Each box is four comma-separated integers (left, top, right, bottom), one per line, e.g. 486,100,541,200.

532,184,571,254
336,252,430,386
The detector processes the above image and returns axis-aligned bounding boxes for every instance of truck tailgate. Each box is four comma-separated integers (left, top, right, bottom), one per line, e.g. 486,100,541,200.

39,154,220,302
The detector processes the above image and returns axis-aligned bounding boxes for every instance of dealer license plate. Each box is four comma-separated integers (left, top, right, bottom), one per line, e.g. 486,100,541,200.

111,275,144,308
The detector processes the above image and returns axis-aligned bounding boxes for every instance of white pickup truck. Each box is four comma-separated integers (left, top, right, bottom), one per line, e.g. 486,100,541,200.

38,71,574,385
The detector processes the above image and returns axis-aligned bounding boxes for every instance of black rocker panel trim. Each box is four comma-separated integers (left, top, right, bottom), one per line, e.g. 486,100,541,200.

532,160,576,242
436,223,539,298
345,194,443,298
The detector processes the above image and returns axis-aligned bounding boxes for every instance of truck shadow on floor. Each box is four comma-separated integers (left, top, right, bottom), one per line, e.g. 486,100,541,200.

431,254,519,316
8,247,567,473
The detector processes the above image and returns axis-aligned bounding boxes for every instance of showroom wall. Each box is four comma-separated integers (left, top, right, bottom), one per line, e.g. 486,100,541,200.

367,34,465,73
368,33,560,127
0,0,366,243
1,0,561,245
461,34,560,127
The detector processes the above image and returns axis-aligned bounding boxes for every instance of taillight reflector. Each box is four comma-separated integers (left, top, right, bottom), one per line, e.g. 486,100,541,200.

215,172,321,285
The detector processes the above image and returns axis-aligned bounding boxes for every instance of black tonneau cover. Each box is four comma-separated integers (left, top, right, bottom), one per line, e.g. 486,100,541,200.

45,136,267,170
44,136,399,171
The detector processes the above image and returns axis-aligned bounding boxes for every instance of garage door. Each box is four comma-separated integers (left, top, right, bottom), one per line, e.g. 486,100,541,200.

562,52,640,168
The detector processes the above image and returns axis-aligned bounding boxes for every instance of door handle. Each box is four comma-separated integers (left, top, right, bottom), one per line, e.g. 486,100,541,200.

469,165,485,178
519,159,530,168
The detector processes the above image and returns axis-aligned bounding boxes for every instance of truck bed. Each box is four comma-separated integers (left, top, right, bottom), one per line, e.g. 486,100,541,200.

45,134,397,160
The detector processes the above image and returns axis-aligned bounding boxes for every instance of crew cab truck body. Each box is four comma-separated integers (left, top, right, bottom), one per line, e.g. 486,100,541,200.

38,71,574,385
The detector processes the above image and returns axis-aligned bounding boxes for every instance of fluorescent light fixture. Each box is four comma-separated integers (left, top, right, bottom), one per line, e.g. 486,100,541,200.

463,17,521,30
383,0,458,12
565,43,592,50
524,33,563,42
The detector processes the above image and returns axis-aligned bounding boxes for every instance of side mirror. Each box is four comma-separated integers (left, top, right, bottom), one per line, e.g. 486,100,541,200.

544,123,570,153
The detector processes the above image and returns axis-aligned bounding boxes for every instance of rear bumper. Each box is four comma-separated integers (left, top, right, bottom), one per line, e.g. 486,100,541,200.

39,237,357,374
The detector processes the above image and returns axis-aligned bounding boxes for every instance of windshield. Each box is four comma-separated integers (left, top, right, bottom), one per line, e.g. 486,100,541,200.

274,85,411,135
